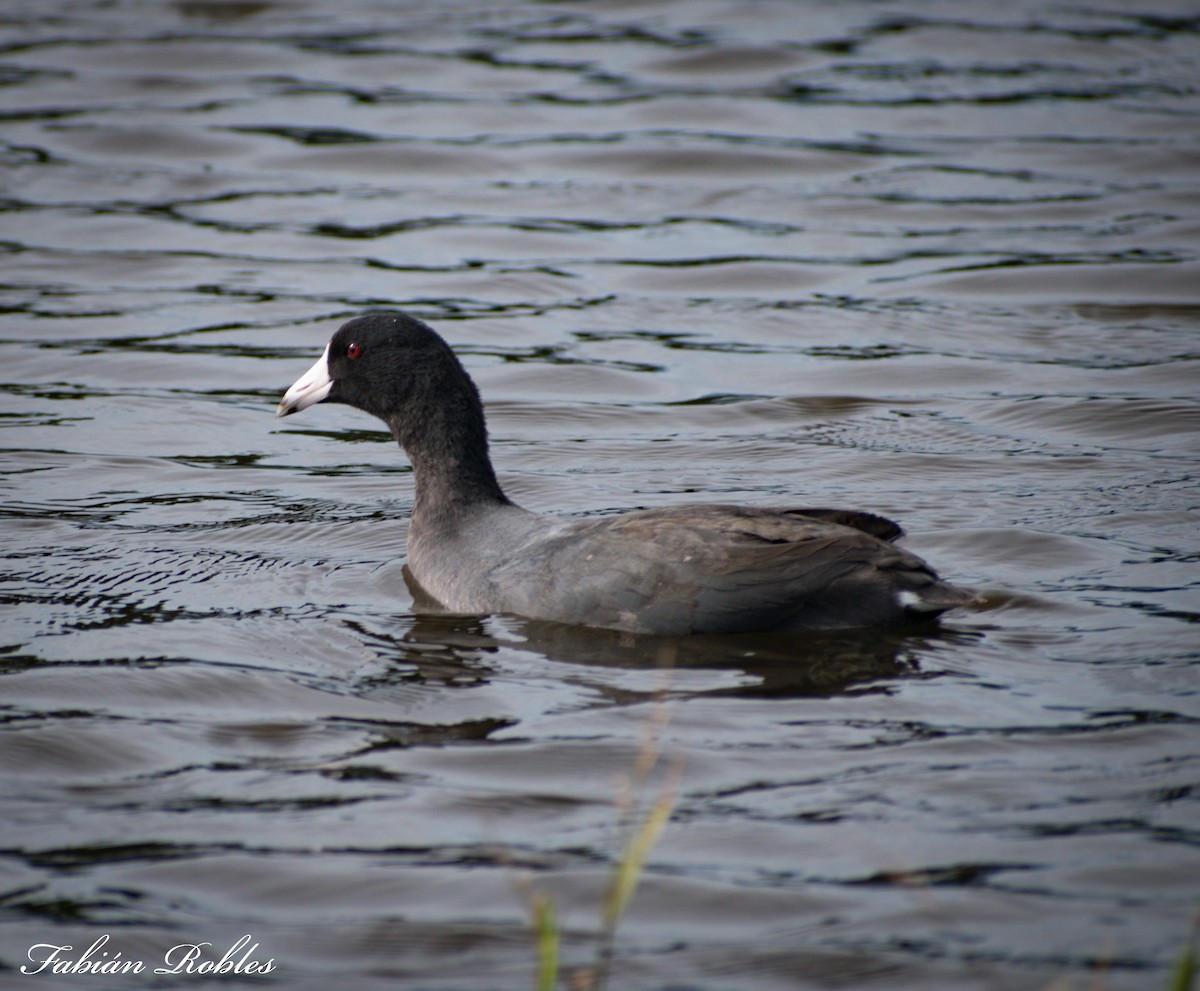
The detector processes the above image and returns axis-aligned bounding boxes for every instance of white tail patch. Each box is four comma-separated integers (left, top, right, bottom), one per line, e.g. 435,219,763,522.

897,589,939,612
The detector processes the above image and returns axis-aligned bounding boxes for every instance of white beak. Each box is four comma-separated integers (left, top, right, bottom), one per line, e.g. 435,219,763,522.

276,343,333,417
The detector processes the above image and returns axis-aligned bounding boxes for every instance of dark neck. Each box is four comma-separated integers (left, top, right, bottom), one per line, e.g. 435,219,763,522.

386,377,510,529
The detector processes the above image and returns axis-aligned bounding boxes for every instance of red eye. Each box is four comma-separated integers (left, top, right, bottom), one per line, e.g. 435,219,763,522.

345,342,361,359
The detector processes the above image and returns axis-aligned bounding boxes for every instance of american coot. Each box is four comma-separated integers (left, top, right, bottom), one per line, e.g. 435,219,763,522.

277,312,981,634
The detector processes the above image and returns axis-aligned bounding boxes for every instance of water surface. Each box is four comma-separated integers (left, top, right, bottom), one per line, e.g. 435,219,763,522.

2,1,1198,989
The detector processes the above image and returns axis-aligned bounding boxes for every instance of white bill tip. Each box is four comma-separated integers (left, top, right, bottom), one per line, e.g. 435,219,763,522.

276,343,332,418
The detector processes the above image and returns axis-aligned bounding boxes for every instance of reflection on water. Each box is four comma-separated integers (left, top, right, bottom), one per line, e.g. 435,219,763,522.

377,609,977,701
2,0,1198,988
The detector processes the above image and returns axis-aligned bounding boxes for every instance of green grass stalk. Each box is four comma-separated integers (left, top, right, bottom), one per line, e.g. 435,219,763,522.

530,891,559,991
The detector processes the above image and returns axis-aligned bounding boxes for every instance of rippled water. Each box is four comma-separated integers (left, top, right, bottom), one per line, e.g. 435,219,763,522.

2,1,1198,988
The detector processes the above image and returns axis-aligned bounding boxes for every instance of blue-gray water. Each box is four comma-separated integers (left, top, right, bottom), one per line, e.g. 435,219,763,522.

2,1,1198,989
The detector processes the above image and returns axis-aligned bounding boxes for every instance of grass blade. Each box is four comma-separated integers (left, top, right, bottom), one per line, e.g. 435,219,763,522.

531,892,559,991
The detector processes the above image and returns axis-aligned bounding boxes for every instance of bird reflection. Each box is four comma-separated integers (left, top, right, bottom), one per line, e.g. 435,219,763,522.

338,565,982,702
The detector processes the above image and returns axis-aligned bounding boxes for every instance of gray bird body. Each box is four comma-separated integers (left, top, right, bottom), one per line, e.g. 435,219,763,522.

278,312,980,635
